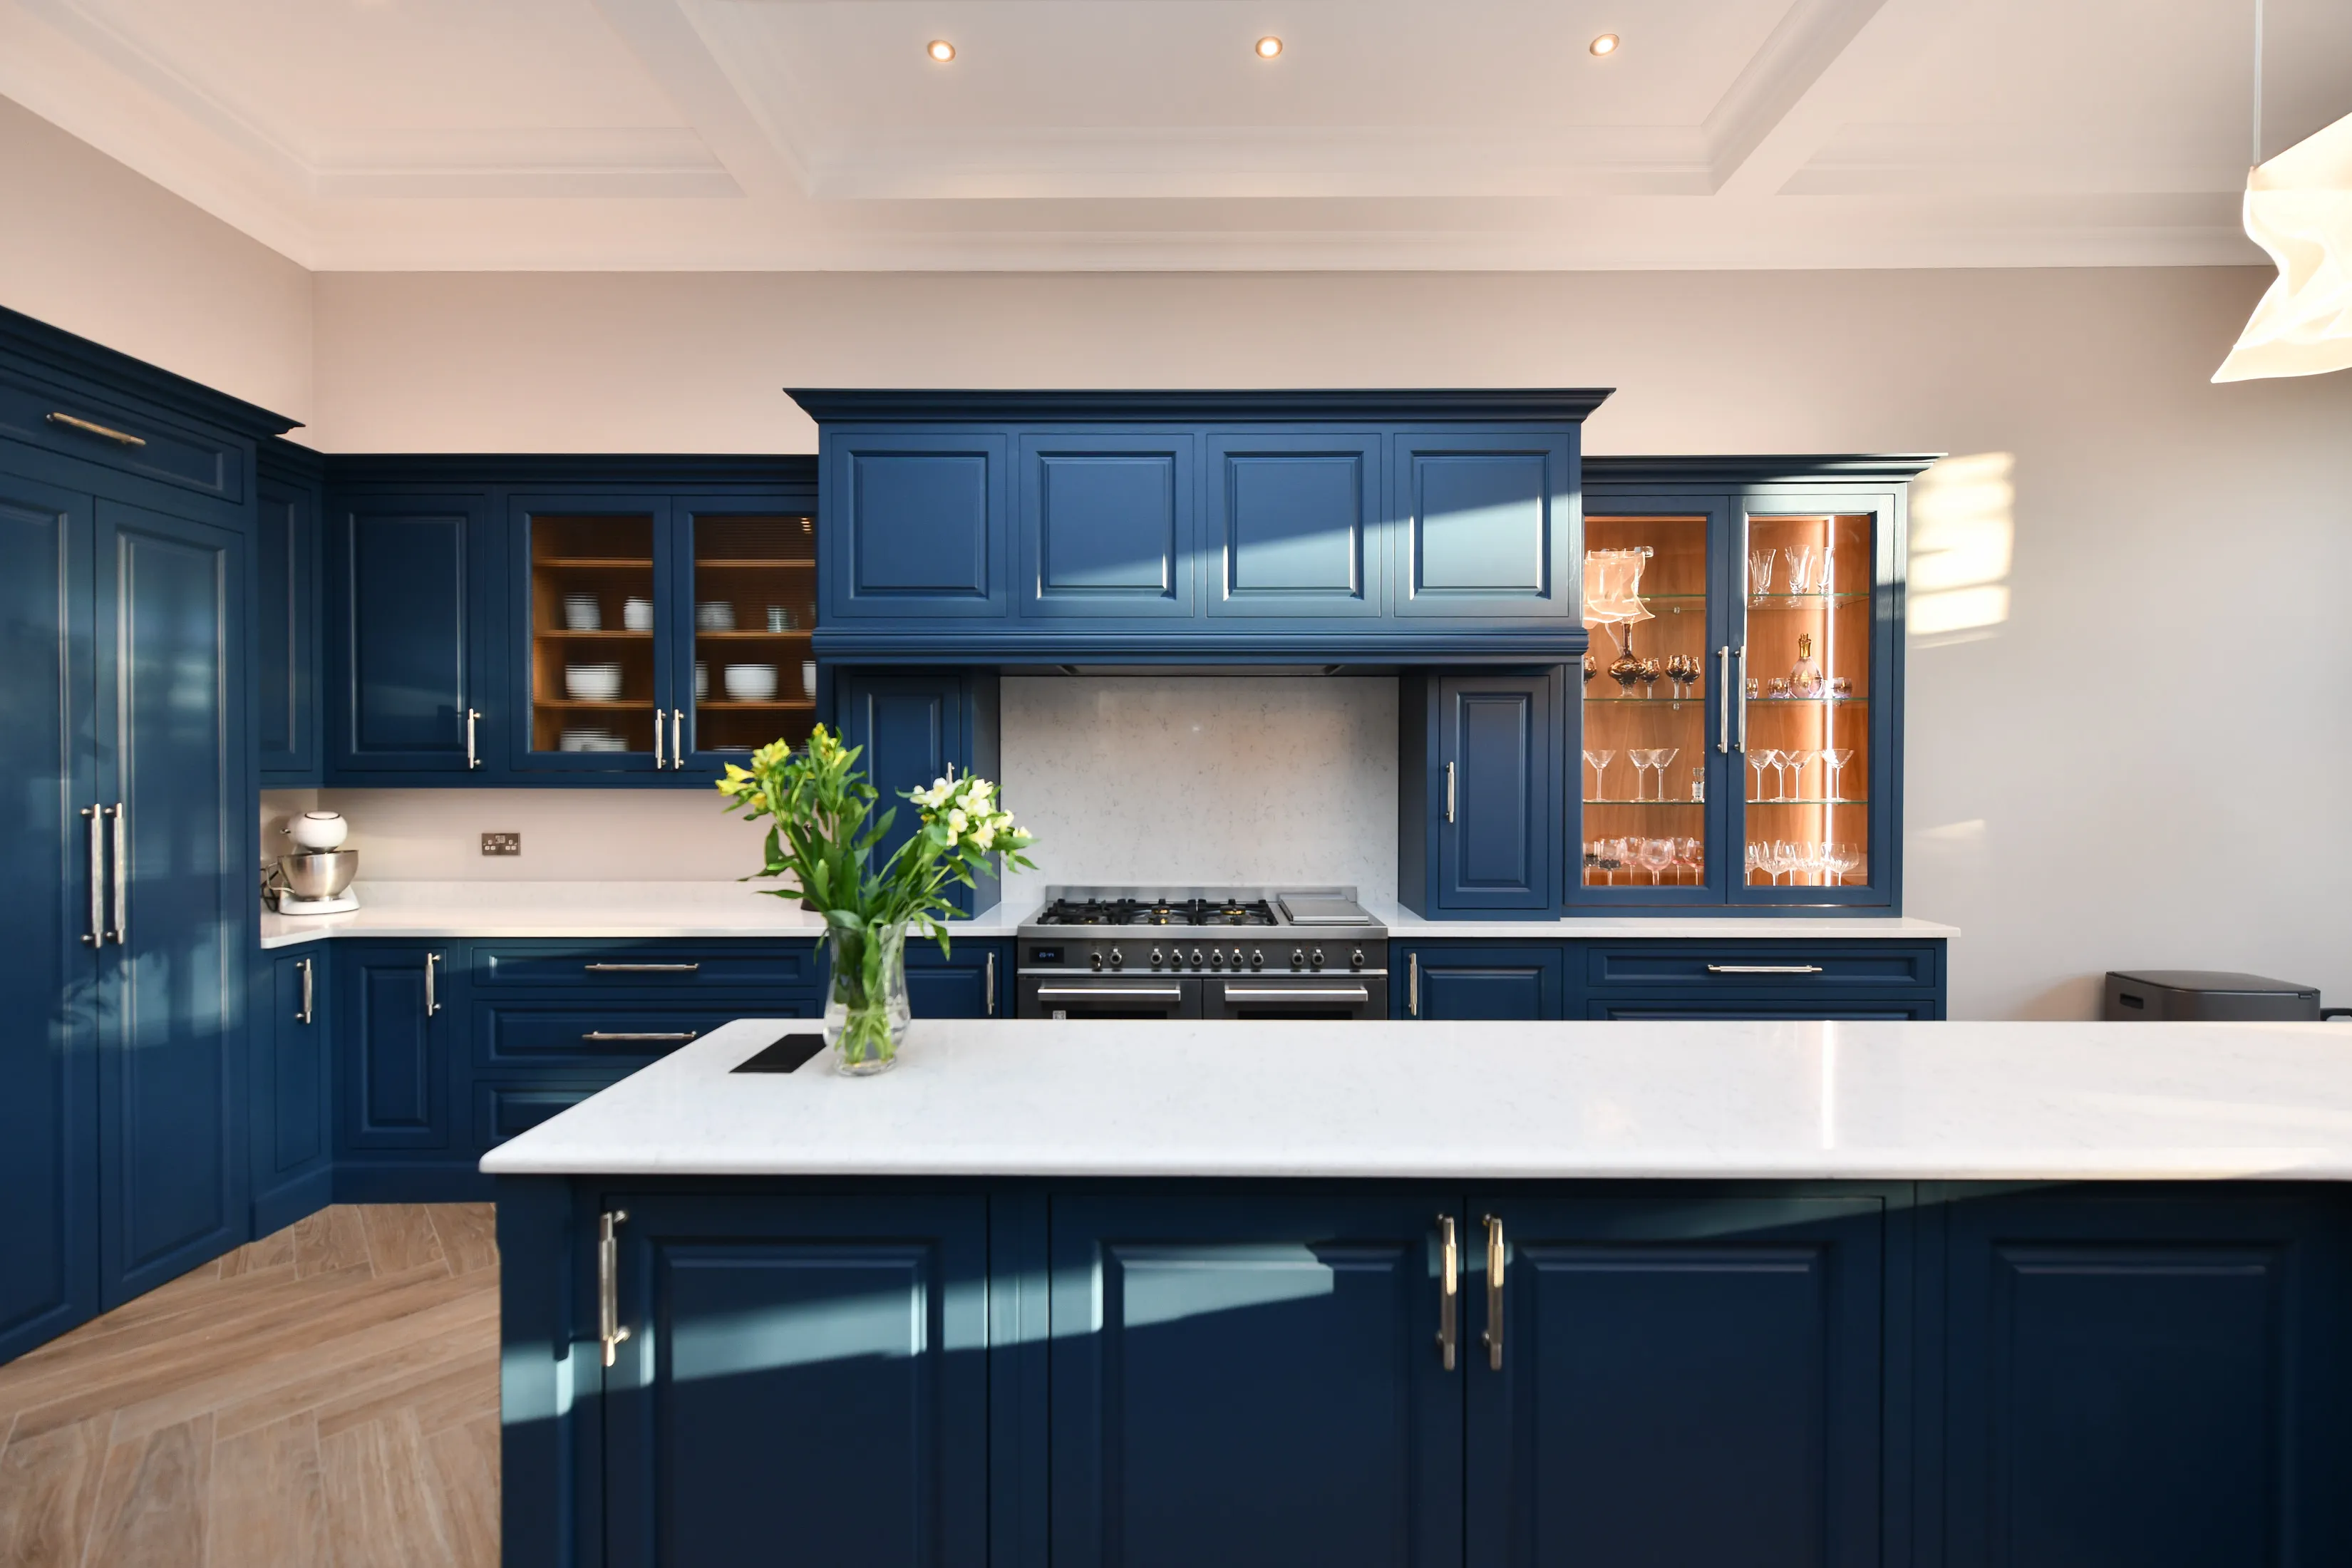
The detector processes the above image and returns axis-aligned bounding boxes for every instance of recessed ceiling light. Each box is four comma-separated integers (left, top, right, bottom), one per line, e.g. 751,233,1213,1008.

1255,36,1283,59
1588,33,1619,57
927,38,956,63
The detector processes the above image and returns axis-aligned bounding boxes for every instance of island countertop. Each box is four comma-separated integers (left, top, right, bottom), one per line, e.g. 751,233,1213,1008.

479,1016,2352,1182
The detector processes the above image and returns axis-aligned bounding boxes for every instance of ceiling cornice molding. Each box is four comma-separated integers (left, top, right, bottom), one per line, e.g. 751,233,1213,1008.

785,388,1616,423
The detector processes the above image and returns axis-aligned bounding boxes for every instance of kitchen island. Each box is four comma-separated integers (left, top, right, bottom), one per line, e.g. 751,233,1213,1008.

489,1018,2352,1568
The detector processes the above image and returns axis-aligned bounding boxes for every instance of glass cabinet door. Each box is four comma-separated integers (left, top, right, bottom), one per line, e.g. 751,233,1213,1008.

1577,510,1719,899
522,505,667,767
1736,510,1876,899
680,510,817,763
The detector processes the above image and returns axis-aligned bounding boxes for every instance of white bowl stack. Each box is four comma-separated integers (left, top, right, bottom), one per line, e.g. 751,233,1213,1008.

564,663,622,701
723,664,778,701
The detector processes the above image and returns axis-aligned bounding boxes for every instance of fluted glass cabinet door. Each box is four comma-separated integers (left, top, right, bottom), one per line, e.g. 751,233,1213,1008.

1573,504,1730,905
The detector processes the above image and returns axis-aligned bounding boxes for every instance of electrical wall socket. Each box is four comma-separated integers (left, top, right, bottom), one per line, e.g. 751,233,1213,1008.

481,832,521,856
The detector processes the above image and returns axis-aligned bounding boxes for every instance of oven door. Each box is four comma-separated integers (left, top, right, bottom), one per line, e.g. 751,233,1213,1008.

1205,975,1387,1021
1020,976,1202,1020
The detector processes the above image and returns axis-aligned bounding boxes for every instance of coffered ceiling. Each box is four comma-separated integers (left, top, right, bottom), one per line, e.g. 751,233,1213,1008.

2,0,2346,270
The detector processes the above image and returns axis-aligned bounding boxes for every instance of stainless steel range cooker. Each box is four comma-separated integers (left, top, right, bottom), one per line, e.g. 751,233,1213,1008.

1015,886,1388,1021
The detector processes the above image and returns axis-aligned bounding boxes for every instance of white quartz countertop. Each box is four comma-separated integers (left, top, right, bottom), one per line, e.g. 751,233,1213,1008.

480,1017,2352,1182
259,882,1954,949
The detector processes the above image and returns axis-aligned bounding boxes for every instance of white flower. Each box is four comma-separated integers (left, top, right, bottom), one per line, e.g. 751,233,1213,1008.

947,808,968,834
968,778,994,802
972,824,996,850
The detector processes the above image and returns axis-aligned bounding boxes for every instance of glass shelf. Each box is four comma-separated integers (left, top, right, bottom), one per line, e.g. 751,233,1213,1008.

1745,696,1868,705
1743,797,1869,806
1745,592,1867,607
1584,797,1706,806
1582,695,1709,706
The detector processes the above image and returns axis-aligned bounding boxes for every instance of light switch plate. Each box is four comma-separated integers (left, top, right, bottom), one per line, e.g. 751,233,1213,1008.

481,832,521,856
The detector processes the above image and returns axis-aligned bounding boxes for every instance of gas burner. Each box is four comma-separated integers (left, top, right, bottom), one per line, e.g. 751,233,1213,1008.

1035,894,1279,928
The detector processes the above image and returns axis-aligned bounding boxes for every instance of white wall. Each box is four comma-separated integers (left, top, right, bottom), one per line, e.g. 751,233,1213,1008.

302,267,2352,1021
0,97,312,423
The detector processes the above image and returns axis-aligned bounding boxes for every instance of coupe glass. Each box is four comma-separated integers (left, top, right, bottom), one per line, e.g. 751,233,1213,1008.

1822,747,1855,800
1639,837,1676,886
1582,748,1616,801
1625,748,1659,800
1748,748,1775,803
1782,545,1817,596
1650,746,1680,802
1784,748,1817,800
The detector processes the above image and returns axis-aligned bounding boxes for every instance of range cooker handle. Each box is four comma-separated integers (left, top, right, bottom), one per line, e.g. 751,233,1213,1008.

1221,985,1371,1003
1034,986,1185,1001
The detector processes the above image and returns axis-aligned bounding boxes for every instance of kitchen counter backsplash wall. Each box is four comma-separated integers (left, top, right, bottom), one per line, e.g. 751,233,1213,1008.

261,675,1396,899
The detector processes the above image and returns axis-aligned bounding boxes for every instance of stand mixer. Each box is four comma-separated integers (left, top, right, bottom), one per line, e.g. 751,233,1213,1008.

267,810,359,914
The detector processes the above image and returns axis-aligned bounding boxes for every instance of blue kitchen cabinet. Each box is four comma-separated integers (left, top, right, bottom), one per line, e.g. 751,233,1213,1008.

1048,1192,1463,1568
1937,1185,2352,1568
337,943,458,1170
505,492,676,775
823,428,1011,622
1204,430,1383,619
0,470,100,1364
835,670,1003,915
599,1192,991,1568
1391,430,1577,620
907,939,1011,1018
1396,945,1564,1020
1017,430,1195,618
254,949,334,1234
1466,1192,1892,1568
1400,670,1562,915
257,440,323,785
327,490,500,775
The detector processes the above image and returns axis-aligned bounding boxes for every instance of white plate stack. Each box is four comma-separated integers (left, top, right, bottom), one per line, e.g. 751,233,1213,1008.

695,602,736,631
562,594,601,631
564,663,622,701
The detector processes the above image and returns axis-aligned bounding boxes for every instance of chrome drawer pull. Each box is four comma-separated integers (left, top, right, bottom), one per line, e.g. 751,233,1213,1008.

103,803,126,944
985,951,997,1016
1482,1214,1505,1371
47,411,145,447
1436,1214,1458,1370
1222,986,1370,1002
465,708,482,770
1408,953,1420,1018
81,805,103,947
1705,963,1825,974
298,956,315,1025
1034,986,1182,1000
598,1210,630,1368
1716,646,1733,754
584,962,701,973
425,951,441,1014
581,1031,698,1043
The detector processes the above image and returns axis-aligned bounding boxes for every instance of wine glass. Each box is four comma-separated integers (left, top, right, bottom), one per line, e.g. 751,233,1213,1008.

1783,545,1816,597
1625,748,1659,801
1824,842,1864,885
1822,747,1855,801
1748,548,1773,602
1639,837,1676,886
1582,748,1616,801
1745,841,1770,887
1676,836,1704,884
1634,658,1663,699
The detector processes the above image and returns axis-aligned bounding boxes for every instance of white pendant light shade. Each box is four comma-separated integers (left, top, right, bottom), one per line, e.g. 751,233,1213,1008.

2214,108,2352,382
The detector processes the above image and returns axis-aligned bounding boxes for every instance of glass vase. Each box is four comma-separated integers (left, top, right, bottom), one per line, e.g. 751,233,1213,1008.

824,921,912,1075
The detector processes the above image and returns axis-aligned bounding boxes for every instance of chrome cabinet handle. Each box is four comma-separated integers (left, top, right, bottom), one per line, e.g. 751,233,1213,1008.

47,411,145,448
581,1030,698,1043
1436,1214,1459,1371
1034,986,1183,1000
986,952,998,1016
465,708,482,770
584,961,701,974
672,708,684,763
1716,646,1733,754
81,805,103,947
1482,1214,1505,1371
425,951,440,1015
103,803,126,944
1408,953,1420,1018
1733,646,1748,753
298,956,314,1025
599,1209,631,1368
1222,985,1369,1002
1706,963,1826,974
652,706,666,768
1444,761,1456,823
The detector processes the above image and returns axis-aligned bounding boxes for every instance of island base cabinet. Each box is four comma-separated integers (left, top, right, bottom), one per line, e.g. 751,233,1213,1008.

1467,1195,1890,1568
599,1194,990,1568
1047,1194,1463,1568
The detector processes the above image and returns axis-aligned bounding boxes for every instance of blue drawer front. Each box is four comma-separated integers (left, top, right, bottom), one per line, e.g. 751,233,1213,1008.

474,1001,806,1069
471,943,817,990
474,1081,610,1148
1587,944,1939,990
0,369,244,501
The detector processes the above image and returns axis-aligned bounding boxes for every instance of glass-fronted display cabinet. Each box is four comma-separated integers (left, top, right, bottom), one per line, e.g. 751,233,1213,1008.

1573,469,1906,909
513,495,817,775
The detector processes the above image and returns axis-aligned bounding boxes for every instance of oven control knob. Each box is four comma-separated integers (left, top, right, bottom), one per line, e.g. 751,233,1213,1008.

1191,948,1205,968
1290,948,1305,969
1351,949,1365,971
1309,948,1325,969
1109,950,1125,969
1212,949,1227,968
1150,948,1164,968
1251,949,1265,969
1090,952,1104,971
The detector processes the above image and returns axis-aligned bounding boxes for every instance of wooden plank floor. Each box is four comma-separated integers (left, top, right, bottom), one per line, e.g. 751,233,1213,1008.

0,1204,500,1567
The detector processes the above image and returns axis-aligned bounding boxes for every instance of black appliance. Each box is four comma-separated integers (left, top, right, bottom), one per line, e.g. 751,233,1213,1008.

2103,970,2351,1023
1018,887,1388,1021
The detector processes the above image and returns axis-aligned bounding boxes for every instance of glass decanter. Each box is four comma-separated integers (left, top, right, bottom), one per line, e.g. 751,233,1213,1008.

1789,633,1827,699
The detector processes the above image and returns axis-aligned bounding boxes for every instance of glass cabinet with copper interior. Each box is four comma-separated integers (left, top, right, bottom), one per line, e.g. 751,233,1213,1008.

1573,461,1915,910
516,496,671,772
674,505,819,769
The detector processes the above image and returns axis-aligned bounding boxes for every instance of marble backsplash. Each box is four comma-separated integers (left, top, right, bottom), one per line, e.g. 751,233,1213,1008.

270,676,1401,909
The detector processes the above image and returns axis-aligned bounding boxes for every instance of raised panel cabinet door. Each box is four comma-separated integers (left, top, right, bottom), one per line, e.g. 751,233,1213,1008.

1049,1193,1463,1568
1205,431,1383,617
265,951,330,1179
1941,1187,2352,1568
905,941,1008,1018
602,1194,991,1568
1392,432,1577,618
255,470,319,780
1436,675,1554,912
1466,1195,1887,1568
331,495,490,773
825,430,1010,619
93,499,249,1304
0,473,100,1363
837,671,996,917
337,947,453,1151
1017,431,1195,617
1399,946,1562,1020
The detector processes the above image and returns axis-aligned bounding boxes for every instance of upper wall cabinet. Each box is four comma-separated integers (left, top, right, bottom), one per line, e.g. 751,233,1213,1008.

794,391,1610,662
327,490,499,776
257,440,324,785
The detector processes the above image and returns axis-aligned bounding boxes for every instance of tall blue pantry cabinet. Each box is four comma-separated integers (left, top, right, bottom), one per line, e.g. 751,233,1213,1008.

0,307,296,1363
